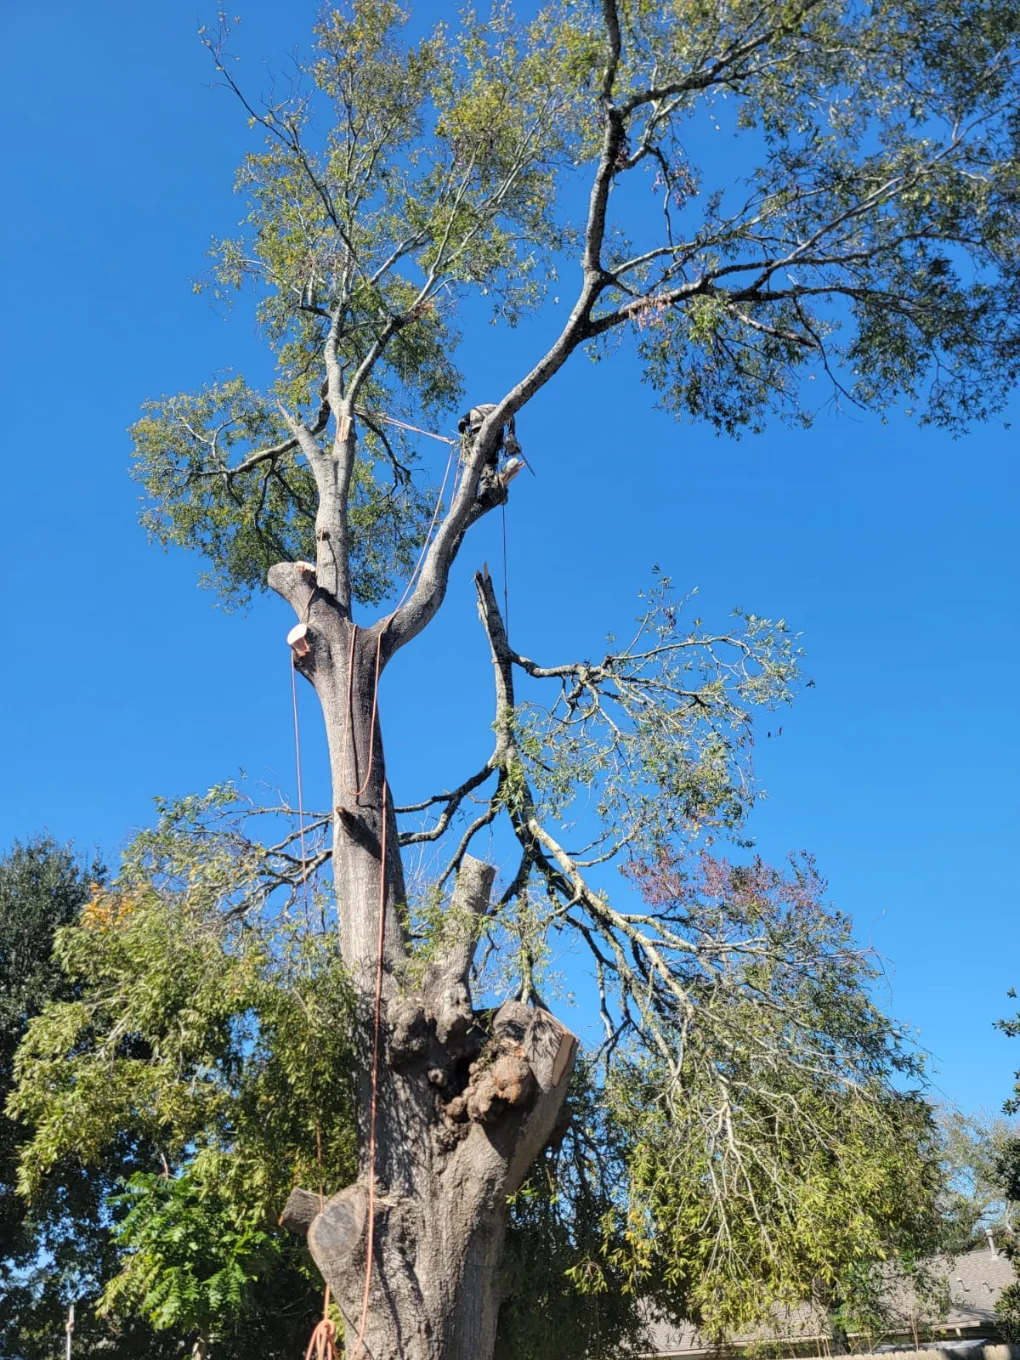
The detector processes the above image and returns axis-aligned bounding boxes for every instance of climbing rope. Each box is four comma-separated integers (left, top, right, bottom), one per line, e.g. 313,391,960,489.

340,626,384,802
292,628,387,1359
350,777,388,1360
303,1315,339,1360
375,412,458,447
500,494,510,639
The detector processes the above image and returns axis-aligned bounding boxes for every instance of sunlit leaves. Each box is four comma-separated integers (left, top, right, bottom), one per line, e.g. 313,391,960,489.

515,579,801,858
100,1170,282,1336
138,0,1020,604
599,850,945,1335
9,800,357,1346
132,376,432,607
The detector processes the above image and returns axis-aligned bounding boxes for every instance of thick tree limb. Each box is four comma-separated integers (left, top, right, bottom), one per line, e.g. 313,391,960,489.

423,854,496,1047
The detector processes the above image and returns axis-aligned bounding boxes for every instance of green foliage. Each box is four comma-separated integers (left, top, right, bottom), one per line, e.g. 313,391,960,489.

135,0,1020,606
514,579,801,857
136,0,590,605
594,851,946,1337
998,1280,1020,1343
105,0,1020,1344
936,1109,1020,1254
1,836,102,1231
612,0,1020,434
995,1135,1020,1209
9,791,357,1355
497,1063,670,1360
101,1170,282,1336
133,375,435,608
0,836,147,1360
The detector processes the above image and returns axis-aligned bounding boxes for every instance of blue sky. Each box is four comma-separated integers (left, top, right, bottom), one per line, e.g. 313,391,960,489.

1,0,1018,1115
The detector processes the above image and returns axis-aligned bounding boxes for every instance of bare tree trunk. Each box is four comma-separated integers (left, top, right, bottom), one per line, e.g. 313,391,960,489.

276,596,576,1360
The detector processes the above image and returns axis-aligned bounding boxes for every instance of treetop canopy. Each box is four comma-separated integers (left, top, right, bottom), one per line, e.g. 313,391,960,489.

132,0,1020,605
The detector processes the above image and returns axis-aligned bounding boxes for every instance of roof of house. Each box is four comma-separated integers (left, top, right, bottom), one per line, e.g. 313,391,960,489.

640,1249,1018,1358
937,1251,1016,1329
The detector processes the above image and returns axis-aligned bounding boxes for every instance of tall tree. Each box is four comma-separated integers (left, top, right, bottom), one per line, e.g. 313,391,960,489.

8,795,357,1360
937,1109,1020,1254
0,836,123,1360
982,999,1020,1340
117,1,1020,1355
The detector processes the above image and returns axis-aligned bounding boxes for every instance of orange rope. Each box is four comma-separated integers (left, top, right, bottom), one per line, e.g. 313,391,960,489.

334,620,389,1356
300,405,435,1354
304,1316,339,1360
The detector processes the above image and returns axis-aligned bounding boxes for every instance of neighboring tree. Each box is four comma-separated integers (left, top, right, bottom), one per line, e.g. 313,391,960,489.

10,792,358,1360
989,1132,1020,1343
0,835,128,1360
67,1,1020,1354
1,837,100,1225
991,996,1020,1340
599,851,948,1341
937,1109,1019,1254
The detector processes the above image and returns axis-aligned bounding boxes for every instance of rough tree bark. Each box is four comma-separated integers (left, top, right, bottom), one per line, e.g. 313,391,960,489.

269,415,577,1359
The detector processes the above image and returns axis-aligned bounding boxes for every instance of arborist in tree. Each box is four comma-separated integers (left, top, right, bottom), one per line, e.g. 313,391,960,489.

458,404,526,500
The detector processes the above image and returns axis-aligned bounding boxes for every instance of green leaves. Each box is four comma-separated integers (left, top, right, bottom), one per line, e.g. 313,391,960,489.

101,1170,282,1336
137,0,1020,605
598,852,945,1334
132,376,433,608
9,796,357,1351
515,580,801,858
496,1062,662,1360
0,838,129,1360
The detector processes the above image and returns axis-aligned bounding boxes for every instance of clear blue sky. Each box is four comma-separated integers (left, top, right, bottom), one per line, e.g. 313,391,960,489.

2,0,1017,1115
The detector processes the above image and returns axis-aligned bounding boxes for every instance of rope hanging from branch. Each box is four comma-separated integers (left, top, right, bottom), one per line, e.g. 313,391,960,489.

391,434,459,615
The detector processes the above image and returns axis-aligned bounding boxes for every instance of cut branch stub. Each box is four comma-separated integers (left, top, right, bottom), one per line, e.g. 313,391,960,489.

267,561,317,617
307,1184,369,1283
279,1186,322,1237
424,855,496,1049
287,622,312,658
